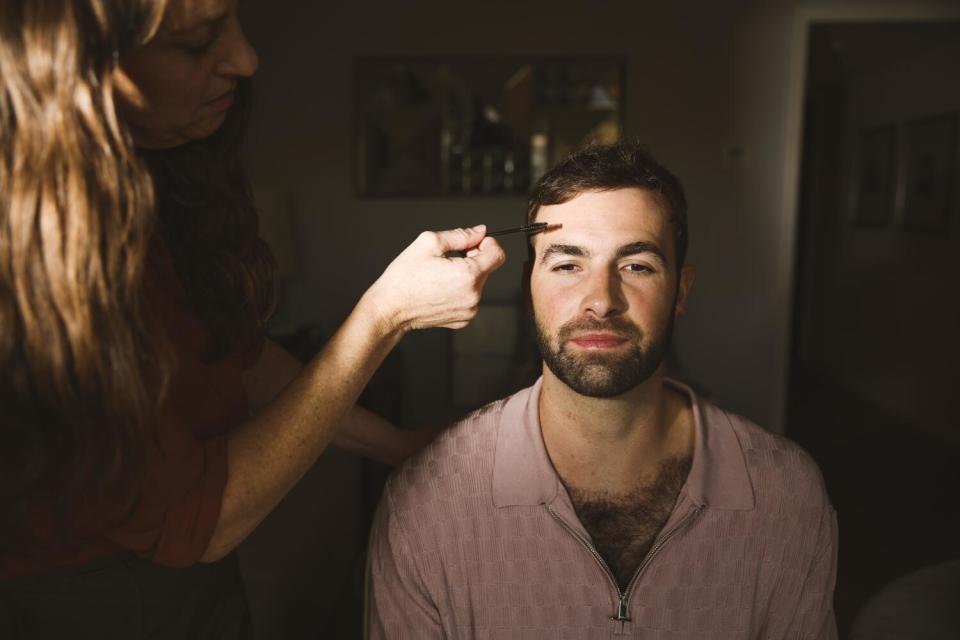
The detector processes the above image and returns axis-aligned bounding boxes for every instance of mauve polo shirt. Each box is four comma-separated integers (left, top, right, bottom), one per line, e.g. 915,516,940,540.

366,378,838,639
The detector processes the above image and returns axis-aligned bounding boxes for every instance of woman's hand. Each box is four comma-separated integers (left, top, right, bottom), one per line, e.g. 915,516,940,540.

203,226,502,562
362,225,506,335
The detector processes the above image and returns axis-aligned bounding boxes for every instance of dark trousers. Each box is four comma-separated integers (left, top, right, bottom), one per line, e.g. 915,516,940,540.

0,552,252,639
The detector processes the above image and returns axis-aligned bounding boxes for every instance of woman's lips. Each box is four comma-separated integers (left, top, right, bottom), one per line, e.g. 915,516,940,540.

207,89,235,111
568,333,629,349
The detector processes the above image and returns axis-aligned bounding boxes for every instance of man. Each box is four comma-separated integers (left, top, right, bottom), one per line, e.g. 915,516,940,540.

366,143,838,639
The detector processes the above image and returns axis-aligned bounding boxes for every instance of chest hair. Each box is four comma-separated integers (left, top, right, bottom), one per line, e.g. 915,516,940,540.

567,454,693,591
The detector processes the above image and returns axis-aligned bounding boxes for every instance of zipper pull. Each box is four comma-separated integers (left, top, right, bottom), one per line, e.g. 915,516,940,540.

613,594,632,622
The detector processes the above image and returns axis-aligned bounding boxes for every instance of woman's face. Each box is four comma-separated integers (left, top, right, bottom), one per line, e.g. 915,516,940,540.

115,0,258,148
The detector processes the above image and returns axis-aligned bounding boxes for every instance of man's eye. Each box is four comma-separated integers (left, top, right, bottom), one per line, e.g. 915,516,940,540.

552,263,579,272
623,263,654,274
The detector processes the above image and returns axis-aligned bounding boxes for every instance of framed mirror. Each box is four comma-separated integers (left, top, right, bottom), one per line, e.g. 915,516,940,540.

356,56,625,196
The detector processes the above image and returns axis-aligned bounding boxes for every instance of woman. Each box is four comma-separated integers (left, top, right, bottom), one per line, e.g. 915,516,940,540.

0,0,504,636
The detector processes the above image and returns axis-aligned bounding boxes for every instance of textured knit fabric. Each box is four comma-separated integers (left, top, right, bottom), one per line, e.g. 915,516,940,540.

2,243,257,577
366,378,838,639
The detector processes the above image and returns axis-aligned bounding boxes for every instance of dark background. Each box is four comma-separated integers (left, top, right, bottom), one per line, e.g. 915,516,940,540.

232,2,960,638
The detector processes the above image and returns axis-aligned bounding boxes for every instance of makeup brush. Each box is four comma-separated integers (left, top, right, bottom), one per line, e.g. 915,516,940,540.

444,222,548,258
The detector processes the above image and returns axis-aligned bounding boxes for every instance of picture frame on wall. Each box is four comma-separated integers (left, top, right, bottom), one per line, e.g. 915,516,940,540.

355,56,625,197
851,125,897,228
898,114,957,232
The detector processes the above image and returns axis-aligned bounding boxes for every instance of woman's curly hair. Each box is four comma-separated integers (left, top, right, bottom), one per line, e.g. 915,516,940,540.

0,0,276,555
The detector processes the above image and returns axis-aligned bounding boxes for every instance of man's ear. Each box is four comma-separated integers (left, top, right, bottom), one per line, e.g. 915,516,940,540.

674,264,696,316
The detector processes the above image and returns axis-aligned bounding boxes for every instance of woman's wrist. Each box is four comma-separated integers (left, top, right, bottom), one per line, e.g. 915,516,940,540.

355,281,410,343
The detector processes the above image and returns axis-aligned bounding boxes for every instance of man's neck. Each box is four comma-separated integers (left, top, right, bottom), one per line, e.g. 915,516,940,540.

538,367,693,496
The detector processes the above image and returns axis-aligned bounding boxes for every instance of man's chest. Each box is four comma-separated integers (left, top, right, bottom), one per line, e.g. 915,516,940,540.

567,454,692,589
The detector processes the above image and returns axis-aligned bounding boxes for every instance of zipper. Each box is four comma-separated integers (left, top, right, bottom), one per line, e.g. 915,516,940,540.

546,505,623,614
547,503,705,624
621,504,704,610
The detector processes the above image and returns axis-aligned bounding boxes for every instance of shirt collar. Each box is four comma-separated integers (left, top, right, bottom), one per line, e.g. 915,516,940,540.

491,377,755,511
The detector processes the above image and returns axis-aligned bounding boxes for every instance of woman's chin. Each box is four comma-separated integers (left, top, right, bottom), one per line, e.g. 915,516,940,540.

132,115,225,149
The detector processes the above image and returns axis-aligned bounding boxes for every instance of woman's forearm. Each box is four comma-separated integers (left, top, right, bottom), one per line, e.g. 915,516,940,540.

201,226,503,561
201,294,402,562
241,338,302,411
243,339,415,465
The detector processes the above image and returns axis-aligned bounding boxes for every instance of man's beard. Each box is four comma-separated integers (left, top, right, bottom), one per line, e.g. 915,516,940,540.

534,313,673,398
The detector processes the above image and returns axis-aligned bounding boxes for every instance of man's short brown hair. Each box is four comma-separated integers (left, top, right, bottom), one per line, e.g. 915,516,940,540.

527,143,689,268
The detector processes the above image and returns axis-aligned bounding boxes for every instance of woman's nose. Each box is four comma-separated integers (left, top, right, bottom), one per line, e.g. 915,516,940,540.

217,19,258,78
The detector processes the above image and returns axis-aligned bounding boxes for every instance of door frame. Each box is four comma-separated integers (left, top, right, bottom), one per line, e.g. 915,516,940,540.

777,2,960,428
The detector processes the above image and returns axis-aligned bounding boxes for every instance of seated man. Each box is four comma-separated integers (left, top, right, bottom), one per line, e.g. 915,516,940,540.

366,143,837,639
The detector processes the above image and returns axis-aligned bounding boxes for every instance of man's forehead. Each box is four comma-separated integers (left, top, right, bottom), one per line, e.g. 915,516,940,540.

532,188,671,250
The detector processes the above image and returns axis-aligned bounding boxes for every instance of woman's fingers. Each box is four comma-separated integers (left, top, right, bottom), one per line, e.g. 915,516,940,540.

428,225,486,255
465,236,505,275
364,226,506,334
432,236,503,329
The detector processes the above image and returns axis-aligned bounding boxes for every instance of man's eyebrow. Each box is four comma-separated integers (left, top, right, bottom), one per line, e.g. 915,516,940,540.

540,244,587,263
616,241,667,266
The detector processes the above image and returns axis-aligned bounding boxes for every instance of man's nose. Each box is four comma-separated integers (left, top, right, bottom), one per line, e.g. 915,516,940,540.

217,20,259,78
579,266,626,319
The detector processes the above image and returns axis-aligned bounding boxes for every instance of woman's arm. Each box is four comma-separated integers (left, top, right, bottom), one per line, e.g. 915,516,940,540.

241,338,301,412
242,338,421,466
200,227,503,562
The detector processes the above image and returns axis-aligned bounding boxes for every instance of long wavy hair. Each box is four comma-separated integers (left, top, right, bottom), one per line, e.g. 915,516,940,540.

144,77,278,362
0,0,277,555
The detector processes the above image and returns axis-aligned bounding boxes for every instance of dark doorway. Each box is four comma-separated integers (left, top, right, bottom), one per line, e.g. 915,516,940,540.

788,21,960,638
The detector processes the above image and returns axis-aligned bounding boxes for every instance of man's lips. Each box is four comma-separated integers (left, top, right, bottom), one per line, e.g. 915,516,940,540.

567,332,629,349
